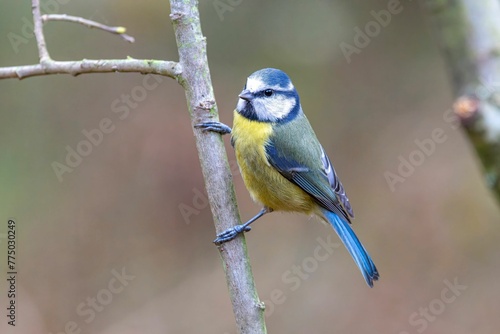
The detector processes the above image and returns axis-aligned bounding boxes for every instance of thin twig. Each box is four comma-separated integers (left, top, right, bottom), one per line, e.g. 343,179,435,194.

42,14,135,43
32,0,50,62
0,59,181,80
0,0,180,80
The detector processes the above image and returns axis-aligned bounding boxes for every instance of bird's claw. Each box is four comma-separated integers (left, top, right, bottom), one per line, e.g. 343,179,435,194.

214,225,252,245
195,121,232,135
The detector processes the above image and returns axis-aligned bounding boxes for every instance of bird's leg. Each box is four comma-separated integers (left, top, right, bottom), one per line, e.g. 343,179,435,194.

214,207,273,245
194,121,232,135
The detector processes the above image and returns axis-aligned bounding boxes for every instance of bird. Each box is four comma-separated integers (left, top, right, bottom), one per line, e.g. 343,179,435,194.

195,68,379,287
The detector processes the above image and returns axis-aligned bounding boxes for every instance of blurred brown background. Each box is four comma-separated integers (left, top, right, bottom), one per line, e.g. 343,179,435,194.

0,0,499,333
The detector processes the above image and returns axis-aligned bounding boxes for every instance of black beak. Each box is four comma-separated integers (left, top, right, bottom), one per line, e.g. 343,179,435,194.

238,90,253,101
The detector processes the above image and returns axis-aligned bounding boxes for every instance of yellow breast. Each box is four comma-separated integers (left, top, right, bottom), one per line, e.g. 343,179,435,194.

232,111,315,213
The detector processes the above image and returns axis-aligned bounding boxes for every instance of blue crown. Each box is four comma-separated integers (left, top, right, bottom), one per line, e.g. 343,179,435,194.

250,68,293,90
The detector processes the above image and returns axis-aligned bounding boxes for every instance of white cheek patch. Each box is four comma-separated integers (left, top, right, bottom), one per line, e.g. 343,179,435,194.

253,95,296,122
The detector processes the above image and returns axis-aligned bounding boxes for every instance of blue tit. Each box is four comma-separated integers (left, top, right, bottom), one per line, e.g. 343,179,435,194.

196,68,379,287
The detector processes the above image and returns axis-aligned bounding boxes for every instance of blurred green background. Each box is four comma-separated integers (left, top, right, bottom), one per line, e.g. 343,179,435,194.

0,0,499,333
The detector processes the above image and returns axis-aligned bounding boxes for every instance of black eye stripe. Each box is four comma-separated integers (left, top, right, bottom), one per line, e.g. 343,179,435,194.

256,89,293,98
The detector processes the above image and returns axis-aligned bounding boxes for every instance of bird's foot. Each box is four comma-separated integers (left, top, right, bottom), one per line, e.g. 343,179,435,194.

214,224,252,245
195,121,232,135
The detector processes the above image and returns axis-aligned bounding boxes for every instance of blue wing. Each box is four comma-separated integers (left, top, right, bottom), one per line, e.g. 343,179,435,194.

265,142,353,223
266,139,379,287
319,146,354,217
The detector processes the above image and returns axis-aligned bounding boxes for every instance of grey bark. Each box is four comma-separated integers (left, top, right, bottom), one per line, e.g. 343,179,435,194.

170,1,268,333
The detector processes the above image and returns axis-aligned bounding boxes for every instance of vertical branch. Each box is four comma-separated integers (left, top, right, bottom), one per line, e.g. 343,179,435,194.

32,0,51,62
169,1,267,333
422,0,500,202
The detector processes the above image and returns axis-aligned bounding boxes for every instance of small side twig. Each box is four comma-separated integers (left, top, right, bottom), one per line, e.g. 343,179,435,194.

42,14,135,43
0,0,179,80
32,0,50,62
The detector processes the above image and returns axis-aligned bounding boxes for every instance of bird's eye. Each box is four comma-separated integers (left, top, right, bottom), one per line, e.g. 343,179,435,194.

264,89,274,97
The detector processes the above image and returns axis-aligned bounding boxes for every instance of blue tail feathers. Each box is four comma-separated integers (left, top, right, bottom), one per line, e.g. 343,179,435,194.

322,209,379,287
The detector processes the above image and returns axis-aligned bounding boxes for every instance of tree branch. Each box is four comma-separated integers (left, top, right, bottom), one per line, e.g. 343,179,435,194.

0,0,266,332
170,1,267,333
0,59,181,80
0,0,181,80
42,14,135,43
422,0,500,202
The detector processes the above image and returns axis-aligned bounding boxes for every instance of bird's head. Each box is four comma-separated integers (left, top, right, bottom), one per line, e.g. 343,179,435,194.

236,68,300,123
